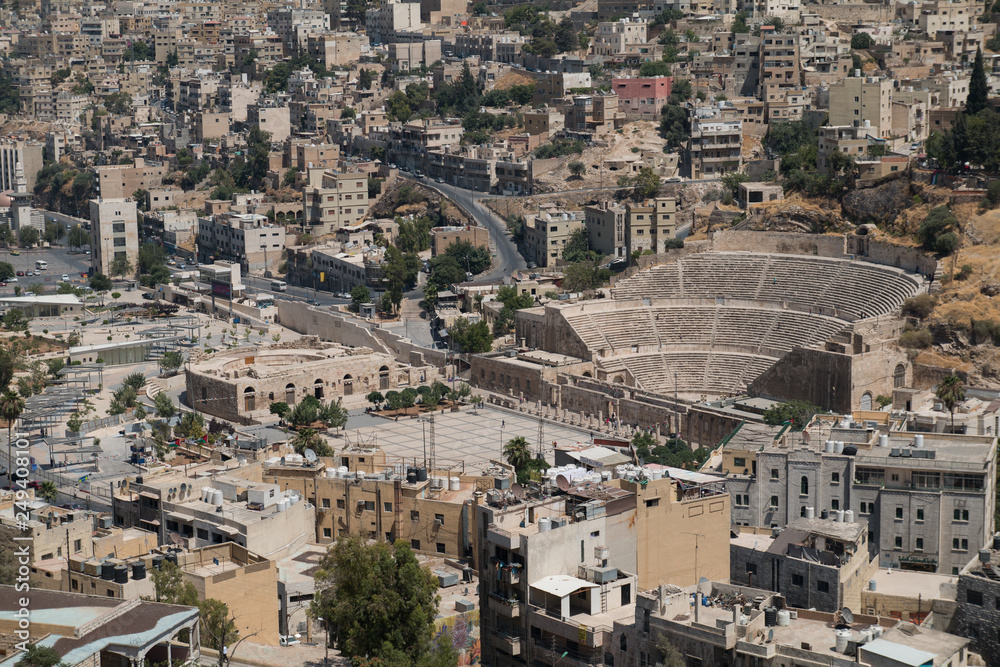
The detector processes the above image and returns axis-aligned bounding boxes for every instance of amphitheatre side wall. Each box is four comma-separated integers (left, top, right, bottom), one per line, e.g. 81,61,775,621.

845,236,937,276
469,355,593,401
849,347,912,411
516,306,593,360
749,347,855,413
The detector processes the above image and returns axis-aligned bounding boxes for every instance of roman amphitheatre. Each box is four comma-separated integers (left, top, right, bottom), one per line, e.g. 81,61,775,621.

508,230,936,419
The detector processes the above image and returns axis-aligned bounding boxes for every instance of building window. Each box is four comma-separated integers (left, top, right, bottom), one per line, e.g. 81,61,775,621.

323,528,332,538
831,472,840,484
384,502,392,513
645,498,659,508
792,574,804,586
816,580,829,593
769,496,778,508
915,538,924,551
322,498,330,508
197,528,209,540
895,507,903,520
411,539,420,550
336,499,345,509
436,543,446,554
734,494,748,507
831,499,840,511
916,508,924,521
73,539,82,552
770,470,779,480
800,476,809,496
894,536,902,549
954,509,969,522
733,457,746,467
745,563,757,575
363,501,375,511
967,590,984,606
953,538,969,551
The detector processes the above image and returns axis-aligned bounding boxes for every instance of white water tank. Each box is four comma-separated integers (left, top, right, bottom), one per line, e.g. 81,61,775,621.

647,468,663,481
914,434,924,448
212,489,223,506
201,487,210,502
834,441,845,454
449,477,461,491
357,471,367,480
878,434,889,448
835,509,845,523
337,466,349,478
825,440,835,453
538,517,551,532
804,507,815,519
776,610,791,627
326,468,337,478
835,629,852,653
844,510,854,523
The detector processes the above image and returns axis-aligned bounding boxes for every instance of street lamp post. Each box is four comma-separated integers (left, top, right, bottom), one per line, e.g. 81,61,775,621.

316,617,329,667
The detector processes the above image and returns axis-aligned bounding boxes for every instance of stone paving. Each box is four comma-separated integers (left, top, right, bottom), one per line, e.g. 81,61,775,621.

335,404,594,471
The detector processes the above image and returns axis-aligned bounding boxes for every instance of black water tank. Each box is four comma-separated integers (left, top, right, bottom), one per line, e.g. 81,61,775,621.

152,555,164,570
416,468,428,482
406,470,418,485
132,561,146,580
101,562,115,580
114,565,128,584
843,445,858,456
821,509,830,520
165,551,178,566
764,607,778,627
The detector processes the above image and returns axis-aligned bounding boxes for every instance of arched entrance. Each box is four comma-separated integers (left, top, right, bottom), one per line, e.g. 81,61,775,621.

894,364,906,388
613,375,625,384
860,392,872,411
314,379,325,399
285,383,296,404
244,387,256,412
343,374,354,396
379,365,390,390
583,371,593,378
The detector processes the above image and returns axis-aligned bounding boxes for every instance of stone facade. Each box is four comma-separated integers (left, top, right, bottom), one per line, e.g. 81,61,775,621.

186,337,440,422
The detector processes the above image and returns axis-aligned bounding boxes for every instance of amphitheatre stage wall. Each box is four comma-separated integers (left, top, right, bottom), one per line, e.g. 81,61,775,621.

516,305,593,360
469,353,593,401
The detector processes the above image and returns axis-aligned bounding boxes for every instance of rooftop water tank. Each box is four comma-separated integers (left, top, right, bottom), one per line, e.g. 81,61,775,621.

132,561,146,580
538,517,551,532
776,610,791,627
835,629,852,653
878,434,889,448
114,565,128,584
212,489,223,506
764,607,777,627
449,477,461,491
844,510,854,524
337,466,349,478
804,507,815,519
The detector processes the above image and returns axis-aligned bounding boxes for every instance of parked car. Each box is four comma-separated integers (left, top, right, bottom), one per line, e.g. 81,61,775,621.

61,274,69,281
16,271,23,276
142,292,154,300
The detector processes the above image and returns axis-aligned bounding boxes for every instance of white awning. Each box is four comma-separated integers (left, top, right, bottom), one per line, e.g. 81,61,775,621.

530,575,597,598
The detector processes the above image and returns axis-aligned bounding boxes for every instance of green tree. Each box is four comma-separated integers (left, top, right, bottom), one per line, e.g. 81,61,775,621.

312,537,450,665
935,374,966,431
444,239,491,275
292,428,331,456
639,60,672,77
631,166,661,199
850,32,874,50
358,68,375,90
123,372,147,392
90,272,112,292
68,225,89,251
320,398,349,430
503,435,532,470
15,644,63,667
762,400,819,431
0,262,13,281
37,480,58,503
568,161,586,178
269,401,290,419
448,317,493,353
110,255,133,279
151,560,199,605
1,390,25,482
17,226,39,248
918,206,960,255
154,392,176,419
967,47,989,115
159,351,184,374
350,285,371,312
175,411,206,439
366,391,384,408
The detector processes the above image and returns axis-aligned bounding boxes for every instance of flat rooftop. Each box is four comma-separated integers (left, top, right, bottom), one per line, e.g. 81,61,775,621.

867,568,957,601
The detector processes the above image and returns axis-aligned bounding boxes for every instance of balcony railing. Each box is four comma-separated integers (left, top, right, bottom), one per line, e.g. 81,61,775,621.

489,592,522,618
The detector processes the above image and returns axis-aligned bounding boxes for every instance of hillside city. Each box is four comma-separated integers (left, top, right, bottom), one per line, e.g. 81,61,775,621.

1,0,1000,665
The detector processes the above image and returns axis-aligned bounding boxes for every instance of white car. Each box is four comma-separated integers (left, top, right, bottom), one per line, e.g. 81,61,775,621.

61,274,69,281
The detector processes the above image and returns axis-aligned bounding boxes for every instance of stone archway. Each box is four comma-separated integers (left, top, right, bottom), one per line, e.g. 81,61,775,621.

343,374,354,396
285,383,296,404
379,365,390,390
860,392,873,411
314,379,325,399
244,387,256,412
894,364,906,388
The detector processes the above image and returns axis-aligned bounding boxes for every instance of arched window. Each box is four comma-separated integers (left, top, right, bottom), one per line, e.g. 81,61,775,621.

800,476,809,496
285,383,296,404
343,374,354,396
613,375,625,384
894,364,906,388
619,634,627,652
860,392,872,411
314,379,325,399
379,365,390,390
244,387,255,412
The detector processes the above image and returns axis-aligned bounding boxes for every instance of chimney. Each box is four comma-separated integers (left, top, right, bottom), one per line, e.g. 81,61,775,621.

694,592,702,624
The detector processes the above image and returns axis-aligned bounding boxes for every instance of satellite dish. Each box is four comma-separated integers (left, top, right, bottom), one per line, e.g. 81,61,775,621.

731,523,741,537
767,629,774,643
237,455,248,466
304,449,318,463
511,483,525,500
180,482,188,493
168,532,185,546
699,577,709,585
840,607,854,625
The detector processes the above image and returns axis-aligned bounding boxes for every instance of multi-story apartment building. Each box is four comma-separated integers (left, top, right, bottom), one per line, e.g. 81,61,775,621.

612,76,673,120
495,157,532,195
685,112,743,179
364,0,421,44
564,94,626,137
197,212,286,274
758,30,802,105
584,201,626,258
0,139,43,192
592,17,648,56
387,118,464,173
817,125,876,174
477,470,730,666
712,415,997,576
828,76,894,138
532,71,592,106
234,33,284,71
624,197,678,254
618,581,969,667
90,198,139,278
387,40,442,72
306,32,368,68
953,540,1000,666
523,108,565,136
454,32,526,63
95,161,170,199
301,167,370,236
523,212,584,268
267,8,328,54
176,76,220,112
898,0,980,38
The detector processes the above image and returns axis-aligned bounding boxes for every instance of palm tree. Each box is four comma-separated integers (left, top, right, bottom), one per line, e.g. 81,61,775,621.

503,436,532,472
38,480,58,503
0,390,24,477
292,428,322,455
936,374,966,431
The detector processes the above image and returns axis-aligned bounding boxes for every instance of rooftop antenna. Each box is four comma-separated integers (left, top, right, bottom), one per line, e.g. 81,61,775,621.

536,415,544,460
428,415,435,479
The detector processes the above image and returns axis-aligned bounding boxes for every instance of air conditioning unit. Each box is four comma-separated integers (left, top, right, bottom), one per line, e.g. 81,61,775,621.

434,517,444,526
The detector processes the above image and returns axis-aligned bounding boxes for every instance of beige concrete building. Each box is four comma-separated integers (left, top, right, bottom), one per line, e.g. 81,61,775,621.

828,76,894,139
584,201,626,258
90,197,139,278
593,17,648,57
523,211,584,269
307,32,368,68
524,107,565,136
95,160,170,199
430,224,489,257
247,104,291,143
197,212,286,275
625,197,678,255
301,167,370,236
388,40,442,72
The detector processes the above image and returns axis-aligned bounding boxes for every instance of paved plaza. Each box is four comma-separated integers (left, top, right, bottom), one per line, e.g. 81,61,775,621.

336,405,594,472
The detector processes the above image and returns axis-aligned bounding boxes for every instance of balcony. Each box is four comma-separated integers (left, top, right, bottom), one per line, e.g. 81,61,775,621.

487,526,517,550
489,593,522,618
497,633,521,656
